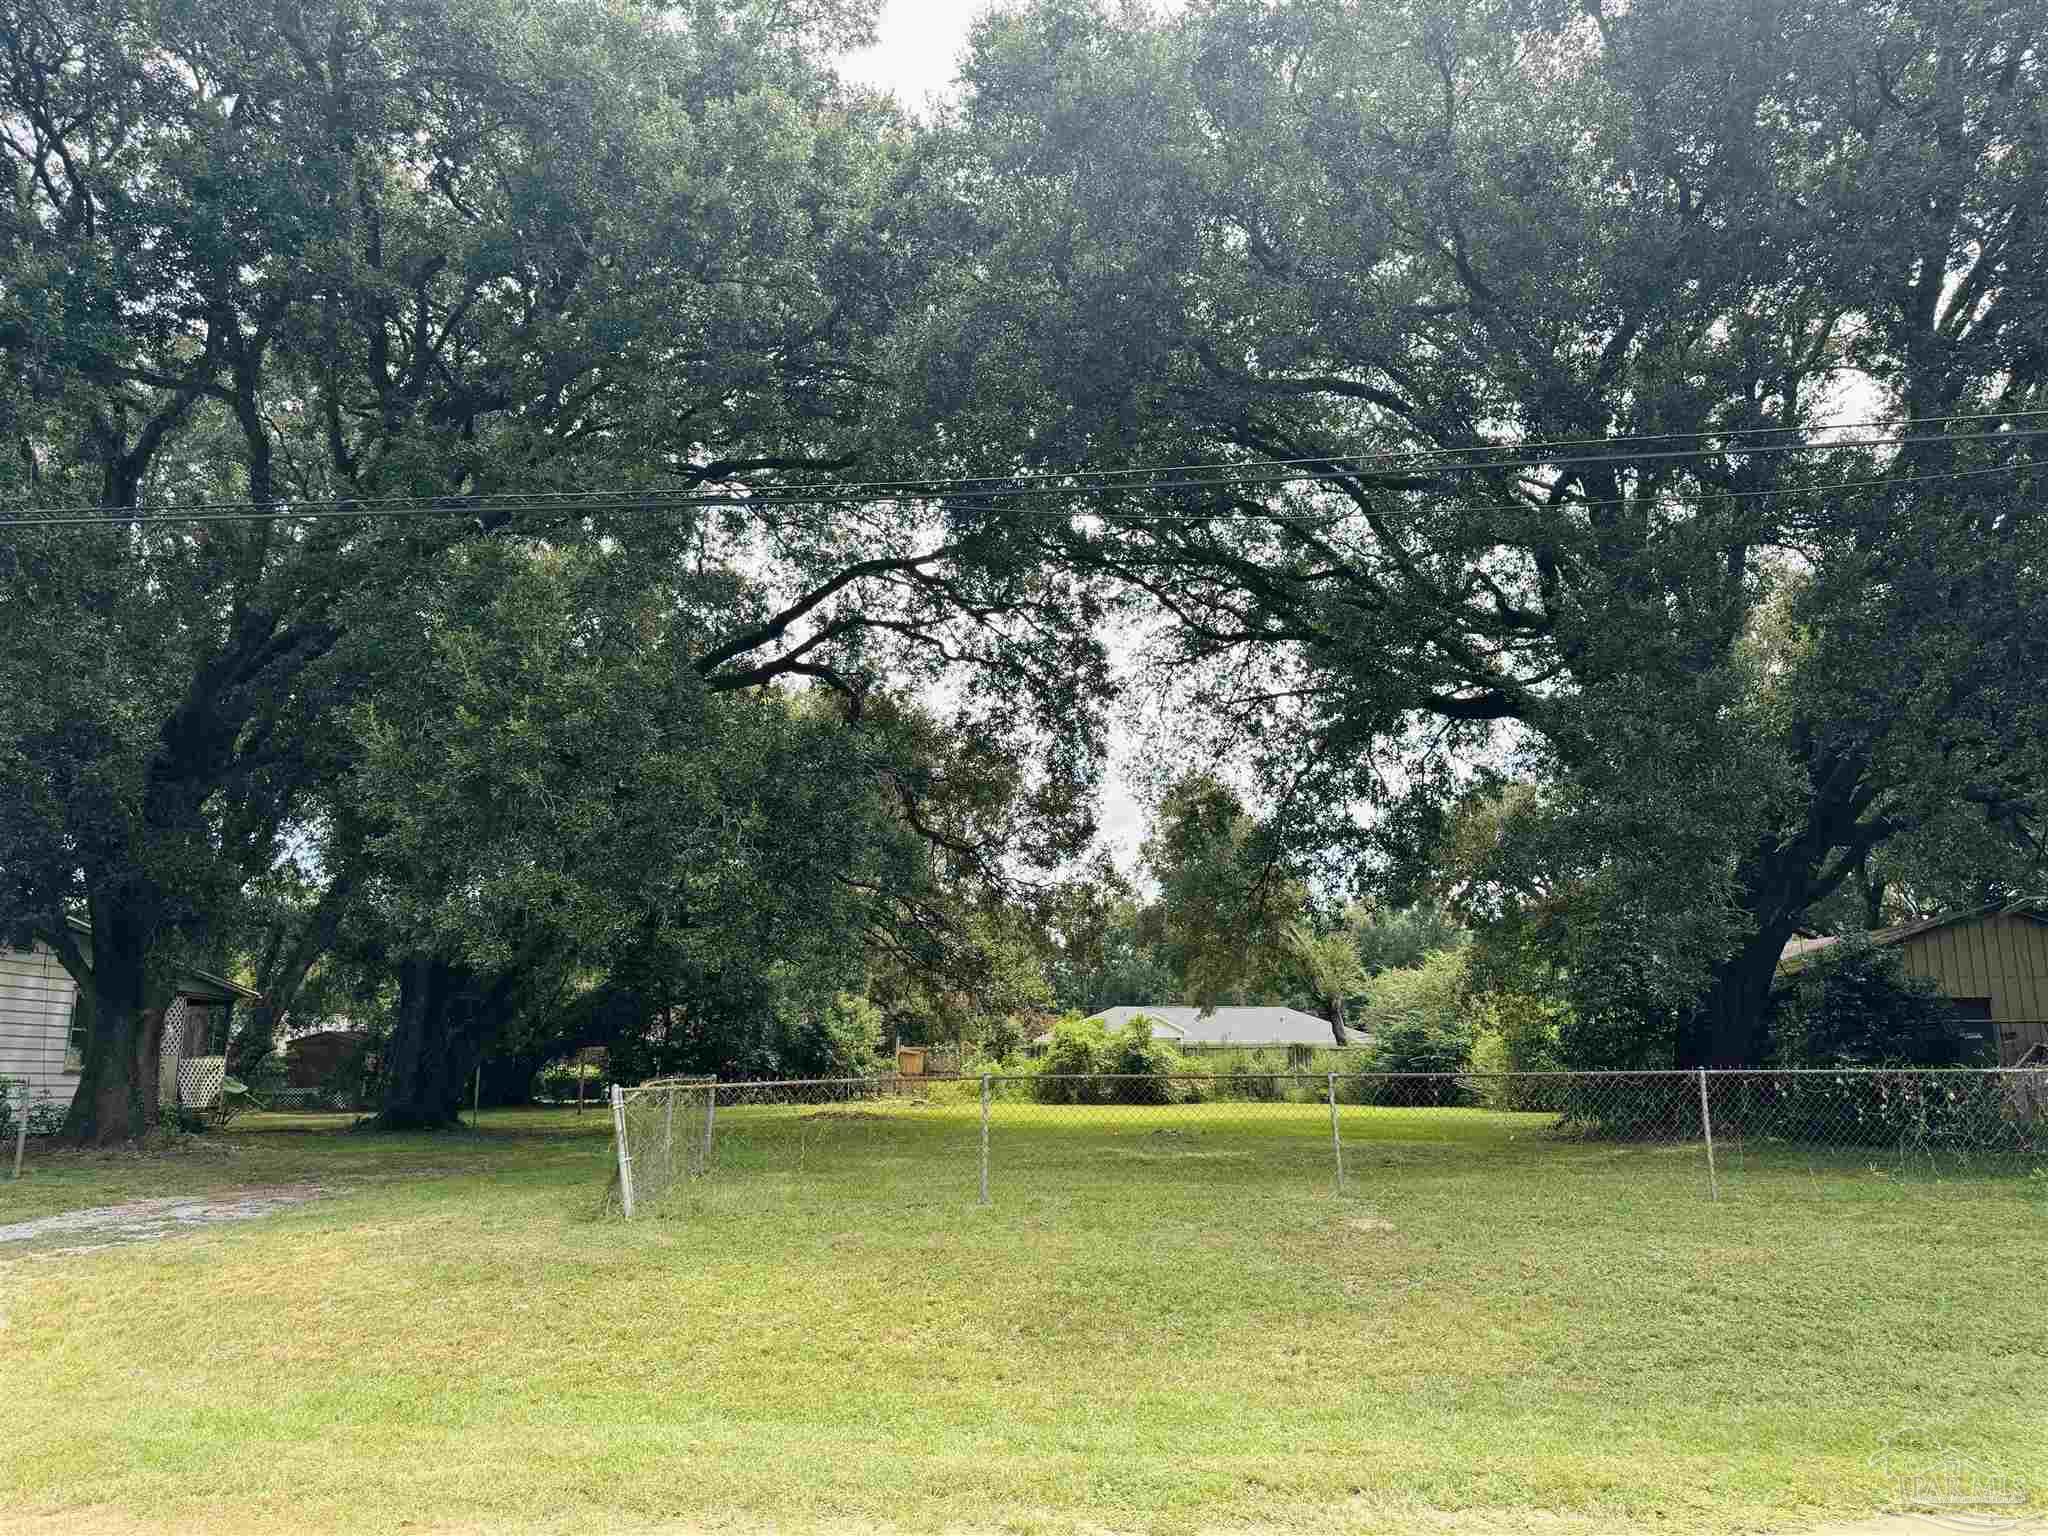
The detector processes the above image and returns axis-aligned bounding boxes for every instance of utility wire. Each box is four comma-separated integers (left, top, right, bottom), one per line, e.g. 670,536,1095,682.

1,458,2035,532
36,403,2048,517
2,419,2042,529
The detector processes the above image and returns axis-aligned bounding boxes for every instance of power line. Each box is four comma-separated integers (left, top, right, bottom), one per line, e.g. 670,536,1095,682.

6,413,2043,524
0,457,2034,533
2,419,2042,529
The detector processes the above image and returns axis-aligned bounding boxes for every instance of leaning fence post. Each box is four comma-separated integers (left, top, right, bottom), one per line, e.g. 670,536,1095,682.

1328,1071,1345,1193
979,1073,992,1207
611,1082,635,1219
1697,1067,1718,1203
11,1080,28,1182
699,1079,717,1174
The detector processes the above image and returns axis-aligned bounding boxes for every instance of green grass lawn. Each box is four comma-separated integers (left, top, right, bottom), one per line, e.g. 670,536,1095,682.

1,1102,2043,1536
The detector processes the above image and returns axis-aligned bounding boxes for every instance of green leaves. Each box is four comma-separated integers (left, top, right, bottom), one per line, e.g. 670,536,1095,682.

924,0,2048,1060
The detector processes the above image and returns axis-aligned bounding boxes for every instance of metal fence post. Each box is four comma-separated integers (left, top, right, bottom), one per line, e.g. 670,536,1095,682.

1328,1072,1345,1192
1697,1067,1718,1203
662,1089,675,1176
11,1080,28,1181
699,1078,717,1175
979,1073,992,1207
611,1083,635,1219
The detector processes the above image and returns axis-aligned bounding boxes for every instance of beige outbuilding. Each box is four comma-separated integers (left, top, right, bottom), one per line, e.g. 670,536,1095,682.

1779,905,2048,1065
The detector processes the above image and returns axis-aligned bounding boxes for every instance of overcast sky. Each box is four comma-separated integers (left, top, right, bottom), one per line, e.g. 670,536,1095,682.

839,1,982,107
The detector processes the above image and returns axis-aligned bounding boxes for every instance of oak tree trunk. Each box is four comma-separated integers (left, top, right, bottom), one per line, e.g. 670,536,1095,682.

61,945,163,1145
1679,917,1799,1068
375,955,474,1129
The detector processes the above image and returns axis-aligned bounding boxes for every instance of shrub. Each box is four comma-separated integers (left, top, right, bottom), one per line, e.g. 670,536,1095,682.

1721,1069,2041,1155
1189,1046,1288,1101
1100,1015,1186,1104
0,1080,68,1138
1362,949,1475,1072
1029,1015,1187,1104
976,1013,1025,1062
1033,1016,1109,1103
804,992,886,1078
1771,939,1982,1066
1553,1073,1700,1139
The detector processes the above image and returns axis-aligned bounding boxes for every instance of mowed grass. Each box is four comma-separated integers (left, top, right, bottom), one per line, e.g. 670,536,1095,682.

1,1102,2044,1536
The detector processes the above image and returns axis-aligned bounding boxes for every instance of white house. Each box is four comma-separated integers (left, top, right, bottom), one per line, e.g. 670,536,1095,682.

0,920,259,1121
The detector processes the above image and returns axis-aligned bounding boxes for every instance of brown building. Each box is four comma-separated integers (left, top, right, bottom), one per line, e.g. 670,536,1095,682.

1779,906,2048,1065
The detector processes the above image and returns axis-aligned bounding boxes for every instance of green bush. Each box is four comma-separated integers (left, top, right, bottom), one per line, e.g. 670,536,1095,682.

805,992,886,1078
1770,939,1982,1066
1553,1074,1700,1139
0,1079,67,1138
1100,1015,1187,1104
1033,1016,1110,1102
1187,1046,1288,1102
532,1062,591,1101
1029,1015,1188,1104
1362,949,1476,1071
975,1013,1025,1062
1170,1046,1373,1103
1722,1069,2041,1155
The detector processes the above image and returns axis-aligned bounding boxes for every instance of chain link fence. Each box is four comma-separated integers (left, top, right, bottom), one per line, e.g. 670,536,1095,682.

607,1067,2048,1219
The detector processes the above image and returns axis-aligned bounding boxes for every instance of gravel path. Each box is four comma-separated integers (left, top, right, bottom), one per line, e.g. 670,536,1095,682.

0,1183,333,1257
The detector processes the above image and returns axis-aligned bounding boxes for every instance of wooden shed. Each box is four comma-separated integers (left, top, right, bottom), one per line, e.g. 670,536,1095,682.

1779,906,2048,1065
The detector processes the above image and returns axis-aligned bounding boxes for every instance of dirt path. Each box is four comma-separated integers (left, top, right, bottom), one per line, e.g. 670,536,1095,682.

0,1183,333,1257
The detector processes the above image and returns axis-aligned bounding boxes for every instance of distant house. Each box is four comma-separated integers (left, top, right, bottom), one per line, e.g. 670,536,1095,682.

1777,905,2048,1065
1081,1004,1363,1050
0,919,259,1121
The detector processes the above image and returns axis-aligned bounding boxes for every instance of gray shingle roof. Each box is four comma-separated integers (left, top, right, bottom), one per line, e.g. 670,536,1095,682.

1083,1004,1360,1047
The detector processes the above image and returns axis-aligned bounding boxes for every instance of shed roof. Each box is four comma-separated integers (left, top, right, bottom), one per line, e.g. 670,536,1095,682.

1083,1004,1359,1047
62,916,260,1002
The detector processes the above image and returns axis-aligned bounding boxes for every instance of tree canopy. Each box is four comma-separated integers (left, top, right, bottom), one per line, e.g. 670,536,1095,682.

6,0,2046,1139
913,0,2048,1063
1,0,1111,1138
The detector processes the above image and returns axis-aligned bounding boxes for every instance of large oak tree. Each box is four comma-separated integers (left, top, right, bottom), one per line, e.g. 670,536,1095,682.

0,0,1109,1139
920,0,2048,1063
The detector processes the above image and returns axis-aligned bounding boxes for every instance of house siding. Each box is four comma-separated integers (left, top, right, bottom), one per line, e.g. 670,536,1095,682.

0,941,82,1113
1894,915,2048,1064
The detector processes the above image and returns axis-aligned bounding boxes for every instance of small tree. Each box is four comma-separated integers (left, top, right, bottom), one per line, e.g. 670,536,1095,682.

1361,950,1477,1104
1280,923,1368,1046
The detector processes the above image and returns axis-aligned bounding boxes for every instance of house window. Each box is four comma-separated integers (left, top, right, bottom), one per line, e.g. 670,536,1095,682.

65,995,86,1073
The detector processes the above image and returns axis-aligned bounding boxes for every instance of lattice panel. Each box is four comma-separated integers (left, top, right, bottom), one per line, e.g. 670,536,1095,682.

177,1057,227,1109
157,996,190,1106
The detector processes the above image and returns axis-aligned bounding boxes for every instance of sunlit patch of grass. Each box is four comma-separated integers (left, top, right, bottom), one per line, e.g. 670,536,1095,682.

1,1105,2042,1535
